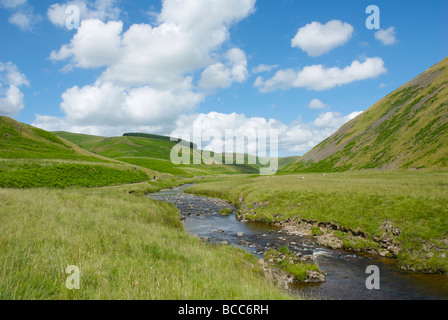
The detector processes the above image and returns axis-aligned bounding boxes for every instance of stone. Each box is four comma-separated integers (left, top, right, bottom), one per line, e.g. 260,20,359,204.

220,241,229,246
236,232,245,237
305,270,326,283
302,255,315,262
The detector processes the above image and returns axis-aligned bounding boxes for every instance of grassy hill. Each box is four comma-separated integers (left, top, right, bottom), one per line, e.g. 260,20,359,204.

283,57,448,173
0,117,153,188
55,131,297,177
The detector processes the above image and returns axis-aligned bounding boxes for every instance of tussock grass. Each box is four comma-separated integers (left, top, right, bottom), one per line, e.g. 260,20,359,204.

186,171,448,273
0,184,291,300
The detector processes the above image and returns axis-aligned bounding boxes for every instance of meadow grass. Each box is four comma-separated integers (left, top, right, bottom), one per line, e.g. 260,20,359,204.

0,181,291,300
185,171,448,273
0,160,152,188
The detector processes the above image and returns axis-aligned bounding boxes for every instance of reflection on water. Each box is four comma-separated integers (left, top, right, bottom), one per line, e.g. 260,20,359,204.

148,185,448,300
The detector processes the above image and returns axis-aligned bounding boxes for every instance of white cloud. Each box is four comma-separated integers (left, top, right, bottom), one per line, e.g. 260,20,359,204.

199,48,248,90
0,62,29,117
313,111,362,129
171,110,363,155
1,0,40,31
8,11,35,31
47,0,121,27
291,20,354,57
375,27,397,45
255,57,387,92
50,19,123,68
252,64,279,74
41,0,256,135
0,0,26,8
308,99,328,110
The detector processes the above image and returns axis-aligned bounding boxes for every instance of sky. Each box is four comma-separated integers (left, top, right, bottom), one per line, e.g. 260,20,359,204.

0,0,447,156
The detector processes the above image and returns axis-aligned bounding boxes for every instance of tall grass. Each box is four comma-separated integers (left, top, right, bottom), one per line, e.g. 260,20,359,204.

186,171,448,273
0,184,291,300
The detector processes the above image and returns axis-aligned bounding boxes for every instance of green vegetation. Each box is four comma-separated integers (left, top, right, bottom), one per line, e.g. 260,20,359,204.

264,247,321,282
219,208,233,216
0,182,290,299
186,171,448,273
284,57,448,173
1,117,108,162
311,227,324,236
123,132,197,149
0,160,150,188
55,131,297,177
0,117,158,188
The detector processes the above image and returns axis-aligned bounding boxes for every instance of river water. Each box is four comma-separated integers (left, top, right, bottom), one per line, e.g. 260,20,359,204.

148,184,448,300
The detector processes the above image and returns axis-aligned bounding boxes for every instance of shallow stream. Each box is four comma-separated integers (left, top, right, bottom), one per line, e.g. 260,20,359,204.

148,184,448,300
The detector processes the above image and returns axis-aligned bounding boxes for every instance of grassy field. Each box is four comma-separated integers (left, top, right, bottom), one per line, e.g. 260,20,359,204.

0,179,291,300
185,171,448,273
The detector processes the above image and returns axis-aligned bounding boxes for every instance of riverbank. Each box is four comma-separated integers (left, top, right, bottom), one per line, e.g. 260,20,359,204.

185,171,448,274
0,178,291,300
152,184,448,300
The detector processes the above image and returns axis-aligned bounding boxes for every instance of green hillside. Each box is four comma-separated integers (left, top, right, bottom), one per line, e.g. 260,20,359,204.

55,131,296,177
283,57,448,173
0,117,152,188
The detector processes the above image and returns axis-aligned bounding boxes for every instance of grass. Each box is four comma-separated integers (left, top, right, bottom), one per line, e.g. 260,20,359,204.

0,181,291,300
185,171,448,273
264,247,321,282
0,117,108,163
284,57,448,172
0,160,151,188
54,132,298,177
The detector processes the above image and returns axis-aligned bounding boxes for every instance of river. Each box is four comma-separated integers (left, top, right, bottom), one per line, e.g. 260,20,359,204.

148,184,448,300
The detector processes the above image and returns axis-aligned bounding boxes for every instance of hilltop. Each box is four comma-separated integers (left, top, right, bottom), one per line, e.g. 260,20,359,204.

283,57,448,173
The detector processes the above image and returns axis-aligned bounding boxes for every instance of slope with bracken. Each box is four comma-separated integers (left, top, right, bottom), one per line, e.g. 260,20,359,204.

283,57,448,173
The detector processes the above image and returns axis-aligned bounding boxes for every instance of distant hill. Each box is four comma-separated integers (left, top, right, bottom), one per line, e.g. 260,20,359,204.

55,132,261,176
0,117,152,188
123,132,197,149
283,57,448,173
56,132,298,177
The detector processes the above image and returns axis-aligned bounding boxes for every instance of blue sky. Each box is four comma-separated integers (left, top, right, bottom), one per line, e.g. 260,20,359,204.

0,0,447,156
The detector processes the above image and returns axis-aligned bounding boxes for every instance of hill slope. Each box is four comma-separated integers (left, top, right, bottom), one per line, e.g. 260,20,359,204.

0,117,152,188
284,57,448,173
55,132,263,176
56,131,298,176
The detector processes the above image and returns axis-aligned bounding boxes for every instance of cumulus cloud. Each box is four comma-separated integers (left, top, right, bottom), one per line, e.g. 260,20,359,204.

0,0,27,8
50,19,123,68
252,64,279,74
1,0,40,31
308,99,328,110
39,0,256,135
171,110,362,155
375,27,397,45
47,0,121,27
255,57,387,92
0,61,29,116
291,20,354,57
8,12,32,30
199,48,248,90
